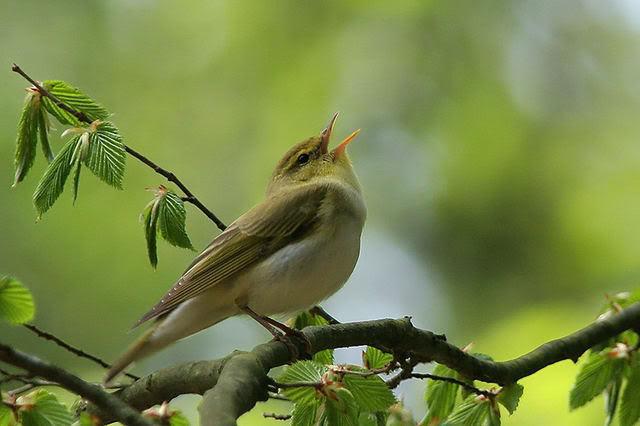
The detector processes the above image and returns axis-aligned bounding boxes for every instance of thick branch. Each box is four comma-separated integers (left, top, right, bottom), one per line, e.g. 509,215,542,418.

11,63,227,231
0,342,153,426
91,303,640,425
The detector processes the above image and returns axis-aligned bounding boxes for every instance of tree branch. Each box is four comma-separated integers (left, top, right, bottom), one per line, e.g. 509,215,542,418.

0,342,153,426
23,324,139,381
11,63,227,231
87,303,640,425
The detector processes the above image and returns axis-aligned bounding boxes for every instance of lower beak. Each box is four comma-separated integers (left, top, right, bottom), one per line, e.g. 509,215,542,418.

331,129,360,159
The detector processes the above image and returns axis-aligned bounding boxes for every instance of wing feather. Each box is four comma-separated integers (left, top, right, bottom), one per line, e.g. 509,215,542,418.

134,184,328,326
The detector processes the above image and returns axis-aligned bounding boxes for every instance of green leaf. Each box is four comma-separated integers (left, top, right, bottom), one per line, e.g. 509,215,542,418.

0,402,15,426
323,388,359,426
168,411,190,426
425,364,460,424
363,347,393,370
604,376,622,426
442,395,492,426
496,383,523,415
38,108,54,163
41,81,109,125
18,389,73,426
84,122,126,189
33,136,80,216
143,198,161,269
291,401,320,426
0,276,35,324
72,156,82,204
278,360,326,405
14,91,41,185
343,374,396,412
620,355,640,426
158,191,192,249
569,350,625,410
486,403,501,426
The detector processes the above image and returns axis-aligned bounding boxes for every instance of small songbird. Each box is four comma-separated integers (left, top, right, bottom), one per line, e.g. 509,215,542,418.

104,113,366,383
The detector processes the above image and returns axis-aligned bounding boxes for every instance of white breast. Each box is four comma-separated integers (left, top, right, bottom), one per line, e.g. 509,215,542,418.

244,186,365,316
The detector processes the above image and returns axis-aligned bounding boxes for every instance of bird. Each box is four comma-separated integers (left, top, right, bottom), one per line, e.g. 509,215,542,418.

104,113,366,383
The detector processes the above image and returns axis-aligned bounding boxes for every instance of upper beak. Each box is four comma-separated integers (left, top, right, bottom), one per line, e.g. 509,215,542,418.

320,112,339,154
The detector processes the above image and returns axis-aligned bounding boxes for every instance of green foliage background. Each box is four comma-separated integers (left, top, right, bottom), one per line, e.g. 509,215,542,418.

2,1,640,424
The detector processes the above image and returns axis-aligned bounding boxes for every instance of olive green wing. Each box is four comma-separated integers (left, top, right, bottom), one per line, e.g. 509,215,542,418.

134,184,328,326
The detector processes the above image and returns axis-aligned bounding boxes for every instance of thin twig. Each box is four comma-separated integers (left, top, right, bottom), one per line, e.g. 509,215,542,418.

410,373,494,397
263,412,292,420
0,342,154,426
23,324,140,381
272,380,320,389
7,379,59,396
310,306,340,325
11,63,227,231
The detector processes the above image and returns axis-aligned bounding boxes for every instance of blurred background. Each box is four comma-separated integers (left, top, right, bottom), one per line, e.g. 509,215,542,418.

2,0,640,424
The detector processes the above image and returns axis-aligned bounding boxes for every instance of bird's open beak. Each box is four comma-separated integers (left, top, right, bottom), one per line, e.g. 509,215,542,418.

320,112,339,154
320,112,361,158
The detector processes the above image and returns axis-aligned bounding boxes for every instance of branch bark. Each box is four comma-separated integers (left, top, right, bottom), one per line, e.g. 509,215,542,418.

11,63,227,231
88,303,640,425
0,342,153,426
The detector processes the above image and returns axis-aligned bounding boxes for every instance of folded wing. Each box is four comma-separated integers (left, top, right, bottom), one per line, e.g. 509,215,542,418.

134,183,328,326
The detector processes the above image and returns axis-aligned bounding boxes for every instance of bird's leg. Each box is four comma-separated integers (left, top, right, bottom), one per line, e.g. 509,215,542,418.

237,304,311,358
238,304,284,338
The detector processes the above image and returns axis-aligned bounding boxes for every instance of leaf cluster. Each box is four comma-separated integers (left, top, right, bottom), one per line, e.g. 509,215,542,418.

569,291,640,426
277,358,397,426
420,362,523,426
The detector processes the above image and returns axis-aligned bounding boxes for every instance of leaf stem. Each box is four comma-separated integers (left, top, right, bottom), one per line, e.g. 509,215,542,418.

11,63,227,231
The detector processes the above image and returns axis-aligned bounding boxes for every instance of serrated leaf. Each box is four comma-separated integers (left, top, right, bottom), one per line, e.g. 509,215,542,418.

84,122,126,189
442,395,492,426
19,389,73,426
343,374,395,412
425,364,460,424
41,81,109,125
0,276,35,324
279,360,326,405
569,350,625,410
14,91,41,185
38,108,54,163
33,136,80,216
291,401,320,426
620,355,640,426
158,191,192,249
497,383,523,415
363,347,393,371
143,199,161,269
324,388,358,426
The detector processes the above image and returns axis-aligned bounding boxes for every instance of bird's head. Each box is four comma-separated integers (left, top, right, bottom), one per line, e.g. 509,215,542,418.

268,113,361,194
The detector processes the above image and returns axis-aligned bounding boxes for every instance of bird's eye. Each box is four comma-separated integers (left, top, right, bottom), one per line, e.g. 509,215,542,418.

297,153,310,165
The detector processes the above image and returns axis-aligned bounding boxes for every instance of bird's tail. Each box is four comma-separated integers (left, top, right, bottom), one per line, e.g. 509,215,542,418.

104,324,167,385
